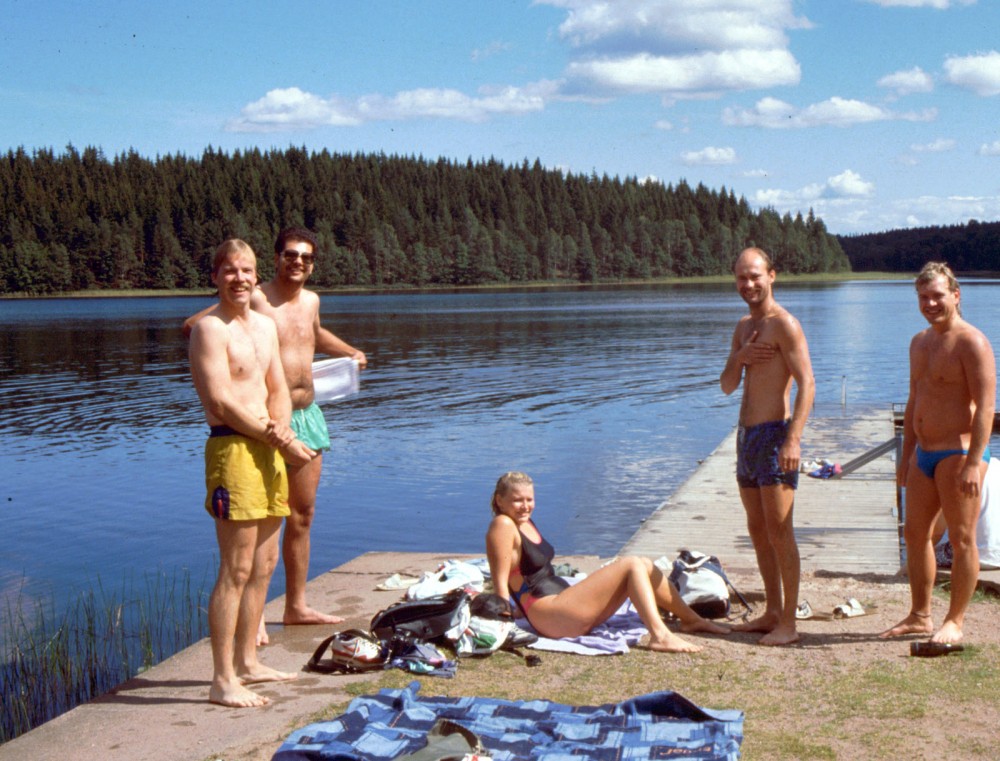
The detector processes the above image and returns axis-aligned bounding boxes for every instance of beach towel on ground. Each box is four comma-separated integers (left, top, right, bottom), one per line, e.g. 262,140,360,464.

513,577,646,655
272,680,744,761
518,602,646,655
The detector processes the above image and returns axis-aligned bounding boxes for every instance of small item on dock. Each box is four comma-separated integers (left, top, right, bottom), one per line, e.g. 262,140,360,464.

795,601,833,621
376,572,421,591
306,629,389,674
832,598,866,618
808,460,842,479
910,641,965,658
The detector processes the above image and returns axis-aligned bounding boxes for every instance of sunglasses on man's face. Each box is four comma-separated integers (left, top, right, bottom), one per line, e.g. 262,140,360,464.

280,250,316,265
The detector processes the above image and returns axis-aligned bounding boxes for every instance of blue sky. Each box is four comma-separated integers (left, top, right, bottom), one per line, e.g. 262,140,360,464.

4,0,999,235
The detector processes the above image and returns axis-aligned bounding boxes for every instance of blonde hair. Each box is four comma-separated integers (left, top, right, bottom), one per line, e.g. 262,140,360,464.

491,471,533,514
212,239,256,276
915,261,959,291
915,261,961,315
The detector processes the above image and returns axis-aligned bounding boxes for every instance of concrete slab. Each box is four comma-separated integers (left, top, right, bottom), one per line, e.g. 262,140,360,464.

0,552,602,761
621,412,902,577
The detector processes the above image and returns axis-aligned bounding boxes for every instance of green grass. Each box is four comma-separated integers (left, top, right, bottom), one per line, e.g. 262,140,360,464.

0,570,210,744
0,271,911,300
294,606,1000,760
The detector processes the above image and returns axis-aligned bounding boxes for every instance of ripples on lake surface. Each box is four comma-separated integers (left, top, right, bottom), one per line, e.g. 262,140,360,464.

4,280,1000,613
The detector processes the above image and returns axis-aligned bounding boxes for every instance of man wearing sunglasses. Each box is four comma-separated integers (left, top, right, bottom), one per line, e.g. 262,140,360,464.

186,227,367,642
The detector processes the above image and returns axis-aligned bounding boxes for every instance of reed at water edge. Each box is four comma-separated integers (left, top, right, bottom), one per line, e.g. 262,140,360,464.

0,569,211,744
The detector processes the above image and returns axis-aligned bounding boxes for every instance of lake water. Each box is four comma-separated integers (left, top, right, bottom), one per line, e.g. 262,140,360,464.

4,279,1000,618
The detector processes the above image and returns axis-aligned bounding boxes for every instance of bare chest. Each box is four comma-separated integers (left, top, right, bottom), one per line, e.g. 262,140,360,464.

227,325,268,379
914,336,965,385
272,304,315,349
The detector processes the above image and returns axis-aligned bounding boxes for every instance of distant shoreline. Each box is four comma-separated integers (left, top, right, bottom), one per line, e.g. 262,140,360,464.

0,271,912,300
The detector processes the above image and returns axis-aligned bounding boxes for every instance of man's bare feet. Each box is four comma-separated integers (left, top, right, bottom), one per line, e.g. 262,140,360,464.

680,618,731,636
879,611,934,639
283,606,344,626
930,620,964,645
209,678,271,708
257,616,270,647
238,663,298,685
758,624,799,646
645,631,703,653
733,613,779,633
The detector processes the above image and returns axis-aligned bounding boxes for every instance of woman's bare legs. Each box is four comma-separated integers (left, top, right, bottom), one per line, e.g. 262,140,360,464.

526,557,726,652
646,559,730,636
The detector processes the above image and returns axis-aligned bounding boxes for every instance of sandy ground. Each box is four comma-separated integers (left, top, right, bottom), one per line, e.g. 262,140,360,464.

3,555,997,761
257,564,1000,761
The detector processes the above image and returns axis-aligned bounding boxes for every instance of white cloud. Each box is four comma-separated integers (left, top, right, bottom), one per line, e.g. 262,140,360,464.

877,67,934,95
680,146,737,165
752,169,874,213
471,41,513,62
943,51,1000,96
565,48,799,95
538,0,808,98
723,96,936,128
862,0,976,7
827,170,876,197
228,2,815,134
357,84,549,121
544,0,810,51
754,184,822,206
762,192,1000,236
980,141,1000,156
227,82,555,132
742,169,770,178
654,119,673,130
875,195,1000,230
911,138,956,152
227,87,361,132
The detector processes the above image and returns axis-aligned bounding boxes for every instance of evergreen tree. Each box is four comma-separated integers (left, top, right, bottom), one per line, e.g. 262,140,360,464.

0,145,854,293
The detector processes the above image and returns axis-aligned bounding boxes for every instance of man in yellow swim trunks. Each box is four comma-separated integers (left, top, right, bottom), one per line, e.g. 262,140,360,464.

189,239,317,708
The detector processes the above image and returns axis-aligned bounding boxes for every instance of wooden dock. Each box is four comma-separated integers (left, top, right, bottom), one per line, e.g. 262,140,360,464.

621,409,902,576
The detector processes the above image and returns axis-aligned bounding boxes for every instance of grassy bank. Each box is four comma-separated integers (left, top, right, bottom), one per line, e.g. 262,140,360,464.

281,577,1000,761
0,272,910,300
0,571,210,744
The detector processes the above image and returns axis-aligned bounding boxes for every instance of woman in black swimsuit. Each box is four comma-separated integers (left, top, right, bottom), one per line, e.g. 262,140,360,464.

485,471,729,653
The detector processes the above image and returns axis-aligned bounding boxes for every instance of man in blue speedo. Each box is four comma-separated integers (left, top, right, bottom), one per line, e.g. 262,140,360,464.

881,262,995,646
720,247,815,646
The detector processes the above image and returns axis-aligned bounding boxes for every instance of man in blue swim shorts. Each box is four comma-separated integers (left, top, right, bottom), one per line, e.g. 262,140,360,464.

881,262,995,646
186,228,367,642
190,239,316,707
737,419,800,491
721,247,815,646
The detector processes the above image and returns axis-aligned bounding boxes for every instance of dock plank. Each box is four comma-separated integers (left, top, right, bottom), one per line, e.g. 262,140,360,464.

621,411,902,576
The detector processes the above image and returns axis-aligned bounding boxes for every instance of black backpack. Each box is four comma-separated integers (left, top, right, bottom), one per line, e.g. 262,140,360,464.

370,589,471,642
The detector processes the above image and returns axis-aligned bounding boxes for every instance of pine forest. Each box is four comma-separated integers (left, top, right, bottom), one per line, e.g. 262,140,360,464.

0,145,852,295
